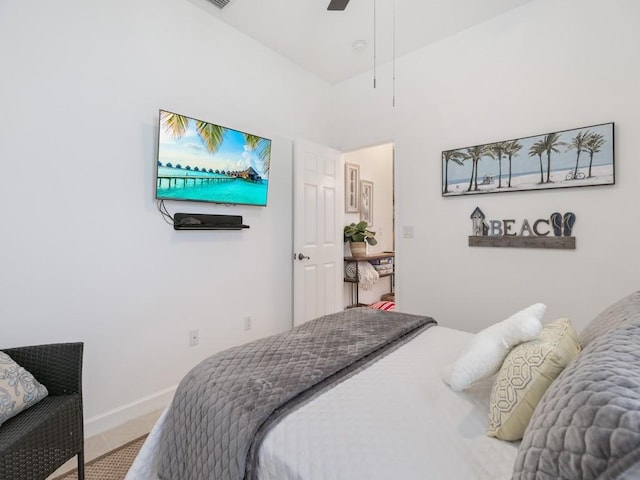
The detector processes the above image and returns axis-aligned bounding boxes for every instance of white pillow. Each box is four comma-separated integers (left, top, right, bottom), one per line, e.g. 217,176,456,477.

443,303,546,391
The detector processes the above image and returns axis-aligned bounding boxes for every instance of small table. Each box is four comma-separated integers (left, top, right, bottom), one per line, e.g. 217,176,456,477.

344,252,394,306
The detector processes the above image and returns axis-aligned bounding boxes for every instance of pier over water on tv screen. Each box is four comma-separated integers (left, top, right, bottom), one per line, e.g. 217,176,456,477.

155,109,272,207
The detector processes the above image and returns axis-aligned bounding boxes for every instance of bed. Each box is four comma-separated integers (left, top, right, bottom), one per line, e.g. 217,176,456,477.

126,293,640,480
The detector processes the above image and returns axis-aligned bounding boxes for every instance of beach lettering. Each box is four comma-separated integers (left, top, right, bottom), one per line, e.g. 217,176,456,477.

488,218,551,236
472,208,575,237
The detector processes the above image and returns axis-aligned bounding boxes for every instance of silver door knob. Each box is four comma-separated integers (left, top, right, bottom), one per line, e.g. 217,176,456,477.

297,253,310,260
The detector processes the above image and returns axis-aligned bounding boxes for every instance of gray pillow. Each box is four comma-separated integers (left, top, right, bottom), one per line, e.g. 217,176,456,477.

0,351,48,426
512,322,640,479
578,290,640,348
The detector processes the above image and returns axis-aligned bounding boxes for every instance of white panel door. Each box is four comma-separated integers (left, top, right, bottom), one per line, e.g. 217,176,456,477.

293,139,342,326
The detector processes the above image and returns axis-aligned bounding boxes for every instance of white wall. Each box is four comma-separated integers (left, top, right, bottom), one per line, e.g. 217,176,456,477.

0,0,331,435
343,144,395,306
331,0,640,333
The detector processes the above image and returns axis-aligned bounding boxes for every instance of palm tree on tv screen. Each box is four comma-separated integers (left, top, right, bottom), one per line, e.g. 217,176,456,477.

161,112,271,175
162,112,225,155
245,134,272,173
195,121,225,154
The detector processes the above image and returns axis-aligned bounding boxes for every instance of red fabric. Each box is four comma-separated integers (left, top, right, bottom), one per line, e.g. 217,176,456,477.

369,301,396,311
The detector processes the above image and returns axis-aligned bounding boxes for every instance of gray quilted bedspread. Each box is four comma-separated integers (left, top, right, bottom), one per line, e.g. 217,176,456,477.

157,307,435,480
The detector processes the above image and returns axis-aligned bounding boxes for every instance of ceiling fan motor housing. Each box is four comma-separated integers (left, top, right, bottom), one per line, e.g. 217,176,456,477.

208,0,230,9
327,0,350,11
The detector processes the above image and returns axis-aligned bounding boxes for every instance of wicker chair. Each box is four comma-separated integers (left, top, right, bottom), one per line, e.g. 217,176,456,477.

0,343,84,480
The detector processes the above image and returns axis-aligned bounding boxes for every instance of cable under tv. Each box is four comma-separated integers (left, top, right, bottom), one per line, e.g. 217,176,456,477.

173,213,250,230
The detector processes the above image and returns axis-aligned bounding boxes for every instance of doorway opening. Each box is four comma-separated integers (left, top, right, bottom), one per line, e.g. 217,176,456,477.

342,142,395,309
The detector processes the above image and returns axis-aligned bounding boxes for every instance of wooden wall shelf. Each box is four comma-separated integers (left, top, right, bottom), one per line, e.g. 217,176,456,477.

468,236,575,249
173,213,249,230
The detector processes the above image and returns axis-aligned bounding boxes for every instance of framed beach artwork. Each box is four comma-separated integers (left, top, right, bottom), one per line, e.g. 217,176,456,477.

360,180,374,227
345,163,360,212
442,122,614,197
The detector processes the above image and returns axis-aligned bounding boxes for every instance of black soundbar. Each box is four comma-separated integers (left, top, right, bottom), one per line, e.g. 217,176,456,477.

173,213,250,230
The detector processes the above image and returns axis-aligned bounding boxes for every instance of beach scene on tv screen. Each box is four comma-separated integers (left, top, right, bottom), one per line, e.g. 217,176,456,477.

156,110,271,206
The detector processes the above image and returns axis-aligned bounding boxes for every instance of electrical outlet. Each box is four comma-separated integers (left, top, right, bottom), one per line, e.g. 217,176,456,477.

189,329,199,347
402,225,415,238
244,316,252,331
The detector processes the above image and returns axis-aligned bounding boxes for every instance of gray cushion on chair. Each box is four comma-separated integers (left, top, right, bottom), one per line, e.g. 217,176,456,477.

512,318,640,479
578,290,640,349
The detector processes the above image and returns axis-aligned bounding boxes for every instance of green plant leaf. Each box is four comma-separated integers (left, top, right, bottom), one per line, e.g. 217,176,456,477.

343,221,377,245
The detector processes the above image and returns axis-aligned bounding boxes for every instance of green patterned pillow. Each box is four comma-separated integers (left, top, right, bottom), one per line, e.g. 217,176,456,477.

0,351,49,426
487,318,580,441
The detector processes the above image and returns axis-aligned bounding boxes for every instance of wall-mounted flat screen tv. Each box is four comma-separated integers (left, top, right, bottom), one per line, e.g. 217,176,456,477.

156,109,272,206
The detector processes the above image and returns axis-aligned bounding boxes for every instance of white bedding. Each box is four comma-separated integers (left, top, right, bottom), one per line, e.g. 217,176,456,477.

126,325,519,480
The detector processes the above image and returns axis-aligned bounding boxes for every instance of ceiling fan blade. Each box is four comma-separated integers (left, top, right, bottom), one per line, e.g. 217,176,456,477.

327,0,350,11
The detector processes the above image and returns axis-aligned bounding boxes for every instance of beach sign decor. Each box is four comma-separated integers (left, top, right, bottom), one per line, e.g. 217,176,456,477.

443,122,614,197
469,207,576,249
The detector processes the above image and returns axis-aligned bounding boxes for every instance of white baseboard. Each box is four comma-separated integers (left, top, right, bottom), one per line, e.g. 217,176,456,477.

84,385,176,438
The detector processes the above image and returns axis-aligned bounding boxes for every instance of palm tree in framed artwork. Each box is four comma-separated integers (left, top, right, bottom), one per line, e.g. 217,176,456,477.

487,141,510,188
528,140,546,184
442,150,465,194
567,130,590,180
540,132,565,183
465,145,486,192
584,132,606,178
504,140,523,188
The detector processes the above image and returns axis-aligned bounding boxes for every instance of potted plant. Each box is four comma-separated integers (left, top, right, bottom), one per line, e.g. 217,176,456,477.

344,221,377,256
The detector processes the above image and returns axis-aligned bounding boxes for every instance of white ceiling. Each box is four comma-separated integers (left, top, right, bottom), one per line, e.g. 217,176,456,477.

188,0,532,84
